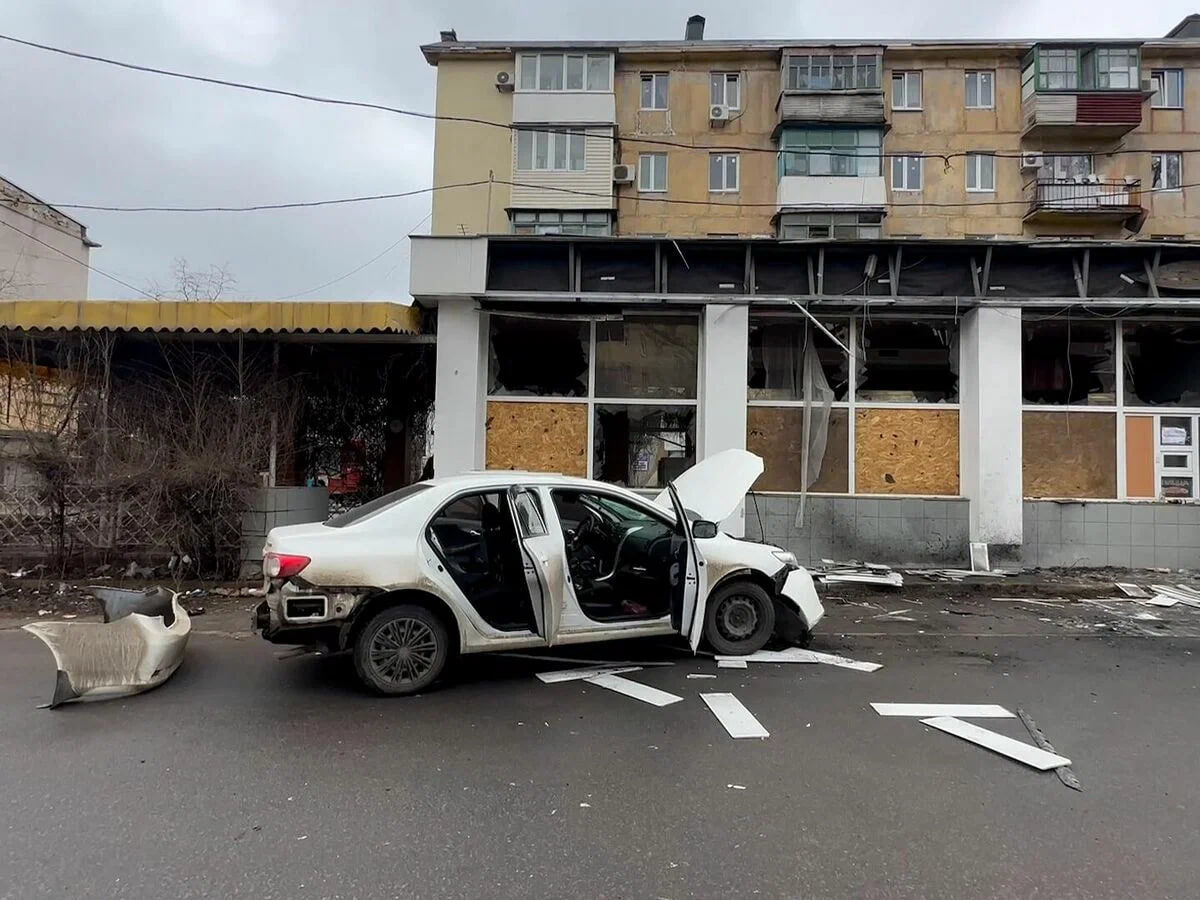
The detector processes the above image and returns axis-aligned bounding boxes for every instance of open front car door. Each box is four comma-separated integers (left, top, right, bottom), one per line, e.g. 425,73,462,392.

666,482,708,652
507,486,565,644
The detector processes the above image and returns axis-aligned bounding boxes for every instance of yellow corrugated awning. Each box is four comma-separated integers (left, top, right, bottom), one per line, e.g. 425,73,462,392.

0,300,422,335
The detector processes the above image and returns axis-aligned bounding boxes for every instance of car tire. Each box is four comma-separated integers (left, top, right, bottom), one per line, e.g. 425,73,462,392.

703,580,776,656
353,604,451,696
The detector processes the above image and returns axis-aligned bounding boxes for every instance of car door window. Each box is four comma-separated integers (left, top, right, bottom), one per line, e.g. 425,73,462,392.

512,490,548,537
550,490,676,622
426,491,536,632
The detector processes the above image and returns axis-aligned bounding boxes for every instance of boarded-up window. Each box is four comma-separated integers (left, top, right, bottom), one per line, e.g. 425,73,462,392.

1022,411,1116,498
486,401,587,477
855,408,960,495
746,407,849,492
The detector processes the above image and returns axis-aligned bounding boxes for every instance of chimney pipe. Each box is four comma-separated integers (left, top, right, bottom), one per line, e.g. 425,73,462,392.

440,28,457,42
685,15,705,41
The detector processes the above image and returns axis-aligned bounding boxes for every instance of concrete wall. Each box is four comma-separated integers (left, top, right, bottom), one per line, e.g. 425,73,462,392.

240,486,329,574
1022,500,1200,570
432,299,486,476
0,180,90,299
744,493,970,565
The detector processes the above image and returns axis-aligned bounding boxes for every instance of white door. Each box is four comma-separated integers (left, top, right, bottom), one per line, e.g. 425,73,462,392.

507,486,565,644
666,482,709,652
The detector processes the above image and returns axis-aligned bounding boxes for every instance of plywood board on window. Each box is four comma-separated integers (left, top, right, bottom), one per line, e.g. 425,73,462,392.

485,401,587,477
855,408,960,495
746,407,848,492
1022,411,1116,499
1125,415,1155,498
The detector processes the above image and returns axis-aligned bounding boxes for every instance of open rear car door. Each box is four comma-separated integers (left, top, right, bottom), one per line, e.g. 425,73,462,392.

666,482,709,652
506,486,565,645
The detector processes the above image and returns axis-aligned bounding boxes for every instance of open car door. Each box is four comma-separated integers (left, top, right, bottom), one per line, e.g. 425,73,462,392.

506,486,566,645
666,482,709,652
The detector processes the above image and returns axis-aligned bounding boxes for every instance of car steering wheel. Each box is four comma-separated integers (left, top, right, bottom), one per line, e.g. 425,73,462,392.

571,515,595,549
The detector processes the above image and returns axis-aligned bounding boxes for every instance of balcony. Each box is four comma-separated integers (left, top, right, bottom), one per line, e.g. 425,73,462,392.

776,48,886,133
1024,177,1145,229
1020,44,1147,139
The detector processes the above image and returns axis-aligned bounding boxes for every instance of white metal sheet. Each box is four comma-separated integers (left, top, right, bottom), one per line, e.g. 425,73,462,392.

921,716,1071,770
871,703,1014,718
701,692,770,739
717,659,748,669
716,648,881,672
536,665,642,684
583,673,683,707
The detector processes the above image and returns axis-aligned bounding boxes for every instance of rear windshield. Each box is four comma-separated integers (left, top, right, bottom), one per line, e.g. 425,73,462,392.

324,482,432,528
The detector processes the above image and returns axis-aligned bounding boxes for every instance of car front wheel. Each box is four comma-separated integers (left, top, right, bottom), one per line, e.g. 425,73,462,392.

353,605,450,695
703,580,776,656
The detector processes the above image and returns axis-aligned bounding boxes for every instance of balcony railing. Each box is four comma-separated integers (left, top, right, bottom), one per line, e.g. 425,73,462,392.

1027,177,1141,213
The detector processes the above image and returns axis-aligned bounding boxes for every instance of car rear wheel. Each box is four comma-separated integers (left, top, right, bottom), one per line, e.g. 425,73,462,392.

703,580,776,656
353,605,450,695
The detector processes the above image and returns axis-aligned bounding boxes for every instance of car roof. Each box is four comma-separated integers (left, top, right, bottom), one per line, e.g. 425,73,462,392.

425,470,622,490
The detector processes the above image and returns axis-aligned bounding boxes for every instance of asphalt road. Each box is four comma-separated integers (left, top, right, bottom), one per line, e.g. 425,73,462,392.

2,602,1198,899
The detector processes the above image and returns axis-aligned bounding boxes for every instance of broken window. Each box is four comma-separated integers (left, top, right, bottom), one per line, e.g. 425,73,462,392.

1123,321,1200,407
1022,319,1115,405
748,317,849,401
594,316,697,399
592,404,696,488
746,407,849,492
488,315,589,396
856,320,958,402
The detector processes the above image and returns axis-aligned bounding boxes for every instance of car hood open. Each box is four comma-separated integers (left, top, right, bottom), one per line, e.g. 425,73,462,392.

652,449,764,523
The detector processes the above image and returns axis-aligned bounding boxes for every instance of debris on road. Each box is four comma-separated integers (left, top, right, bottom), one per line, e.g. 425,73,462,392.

1017,707,1082,791
870,703,1013,718
717,648,882,672
701,693,769,739
1150,585,1200,608
687,673,717,679
726,784,747,790
535,665,643,684
1115,582,1151,599
920,716,1072,771
583,673,683,707
969,542,990,573
717,659,748,669
814,561,904,588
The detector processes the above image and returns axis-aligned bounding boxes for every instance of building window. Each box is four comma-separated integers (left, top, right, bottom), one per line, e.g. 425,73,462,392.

965,153,995,192
510,210,612,236
891,156,922,192
891,71,922,110
1085,47,1138,89
640,73,669,109
965,70,995,108
778,127,882,178
517,53,611,92
516,129,586,172
778,211,883,240
1039,154,1092,182
1152,152,1182,191
709,153,740,192
1151,69,1184,108
1037,48,1078,90
710,72,741,109
638,152,668,192
785,53,880,90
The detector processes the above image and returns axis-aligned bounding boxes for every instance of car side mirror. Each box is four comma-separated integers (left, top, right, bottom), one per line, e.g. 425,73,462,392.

692,520,718,539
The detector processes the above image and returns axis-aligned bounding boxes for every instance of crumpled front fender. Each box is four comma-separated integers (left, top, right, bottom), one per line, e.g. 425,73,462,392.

22,587,191,709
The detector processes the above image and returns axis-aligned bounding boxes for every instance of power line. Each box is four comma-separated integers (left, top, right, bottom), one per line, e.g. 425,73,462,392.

0,31,1189,164
278,210,432,299
0,218,153,297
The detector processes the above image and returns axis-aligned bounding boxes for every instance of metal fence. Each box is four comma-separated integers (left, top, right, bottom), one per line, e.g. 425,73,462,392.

1029,177,1140,210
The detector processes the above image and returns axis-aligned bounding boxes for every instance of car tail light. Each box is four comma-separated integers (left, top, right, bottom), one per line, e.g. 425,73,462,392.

263,552,311,579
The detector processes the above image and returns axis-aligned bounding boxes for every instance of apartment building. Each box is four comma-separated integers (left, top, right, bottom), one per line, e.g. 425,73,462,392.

411,16,1200,570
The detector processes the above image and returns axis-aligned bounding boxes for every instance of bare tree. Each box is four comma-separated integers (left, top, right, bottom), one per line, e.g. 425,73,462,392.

149,257,237,301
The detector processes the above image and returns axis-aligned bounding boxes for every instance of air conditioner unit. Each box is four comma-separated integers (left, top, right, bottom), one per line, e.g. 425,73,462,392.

1140,77,1155,93
1020,152,1044,171
612,164,635,184
710,104,731,122
495,71,514,92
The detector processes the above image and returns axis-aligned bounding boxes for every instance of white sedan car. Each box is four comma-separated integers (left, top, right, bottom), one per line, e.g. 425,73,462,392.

255,450,823,695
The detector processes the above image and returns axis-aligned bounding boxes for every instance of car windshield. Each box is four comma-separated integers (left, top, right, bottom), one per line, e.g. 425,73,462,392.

324,482,432,528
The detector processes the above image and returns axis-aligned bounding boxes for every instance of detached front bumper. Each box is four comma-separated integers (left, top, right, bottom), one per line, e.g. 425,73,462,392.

779,568,825,631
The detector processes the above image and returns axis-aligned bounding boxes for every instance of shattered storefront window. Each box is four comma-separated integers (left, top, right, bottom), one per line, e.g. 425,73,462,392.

1022,320,1115,405
593,405,696,489
594,317,698,400
856,320,958,403
748,318,849,401
488,315,589,397
1122,321,1200,407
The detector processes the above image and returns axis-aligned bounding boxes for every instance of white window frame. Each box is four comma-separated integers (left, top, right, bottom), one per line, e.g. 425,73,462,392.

891,155,923,192
516,129,587,173
1152,151,1183,191
965,70,995,109
710,72,741,110
486,314,700,484
638,152,668,192
709,153,740,193
891,71,922,110
516,52,612,92
640,72,670,110
510,210,612,236
1150,69,1184,109
965,152,995,192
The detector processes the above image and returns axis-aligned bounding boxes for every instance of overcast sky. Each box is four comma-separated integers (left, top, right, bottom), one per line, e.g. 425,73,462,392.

1,0,1195,301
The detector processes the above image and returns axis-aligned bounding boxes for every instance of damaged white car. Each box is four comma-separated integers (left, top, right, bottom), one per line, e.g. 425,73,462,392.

256,450,823,695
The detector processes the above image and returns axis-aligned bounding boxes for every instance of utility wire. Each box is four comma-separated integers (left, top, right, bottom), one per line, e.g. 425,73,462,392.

0,218,153,297
0,31,1191,164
